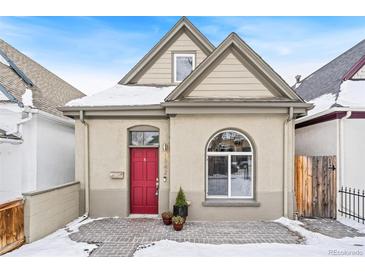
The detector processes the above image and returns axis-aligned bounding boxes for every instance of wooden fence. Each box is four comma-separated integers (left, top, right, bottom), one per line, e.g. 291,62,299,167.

295,155,337,218
0,199,25,255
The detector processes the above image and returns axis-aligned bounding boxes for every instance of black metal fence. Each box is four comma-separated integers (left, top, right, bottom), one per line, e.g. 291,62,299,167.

338,187,365,223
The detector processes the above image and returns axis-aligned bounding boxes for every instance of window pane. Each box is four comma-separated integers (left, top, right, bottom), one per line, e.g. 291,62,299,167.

130,132,144,146
208,156,228,196
208,131,251,152
144,132,159,146
176,56,193,81
231,155,252,197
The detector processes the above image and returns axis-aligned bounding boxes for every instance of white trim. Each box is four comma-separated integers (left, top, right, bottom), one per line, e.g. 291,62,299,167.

128,214,159,219
173,53,196,83
0,137,23,144
207,152,252,156
205,130,254,199
37,110,75,127
296,106,365,124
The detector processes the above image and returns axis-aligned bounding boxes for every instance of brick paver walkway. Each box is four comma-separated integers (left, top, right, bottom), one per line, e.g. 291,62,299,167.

300,218,365,239
69,218,303,257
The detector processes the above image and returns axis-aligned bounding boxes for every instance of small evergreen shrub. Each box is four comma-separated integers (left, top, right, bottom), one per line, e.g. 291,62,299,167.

175,187,188,207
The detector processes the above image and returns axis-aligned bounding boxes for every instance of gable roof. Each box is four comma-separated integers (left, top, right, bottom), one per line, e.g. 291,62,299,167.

118,17,215,85
165,33,304,102
0,39,85,117
295,39,365,101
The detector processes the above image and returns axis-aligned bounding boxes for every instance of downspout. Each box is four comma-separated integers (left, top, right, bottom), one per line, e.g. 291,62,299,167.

80,110,90,217
7,106,36,138
337,110,351,215
284,106,294,218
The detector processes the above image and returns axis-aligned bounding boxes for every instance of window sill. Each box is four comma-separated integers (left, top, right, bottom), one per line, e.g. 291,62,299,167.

202,200,260,207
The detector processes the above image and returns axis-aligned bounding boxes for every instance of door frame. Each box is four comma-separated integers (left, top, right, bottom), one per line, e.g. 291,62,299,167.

127,126,160,215
129,147,159,214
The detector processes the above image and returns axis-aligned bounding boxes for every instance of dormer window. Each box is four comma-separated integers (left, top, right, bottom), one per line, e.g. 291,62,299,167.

173,53,195,83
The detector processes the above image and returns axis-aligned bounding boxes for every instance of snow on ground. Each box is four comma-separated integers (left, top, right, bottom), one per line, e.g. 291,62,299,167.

134,218,365,257
66,84,176,107
337,216,365,233
4,217,98,257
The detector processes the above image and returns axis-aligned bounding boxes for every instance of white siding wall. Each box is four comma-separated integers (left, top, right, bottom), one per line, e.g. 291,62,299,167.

0,143,22,197
36,114,75,190
134,31,207,85
187,49,275,98
0,111,75,200
295,120,337,156
343,119,365,191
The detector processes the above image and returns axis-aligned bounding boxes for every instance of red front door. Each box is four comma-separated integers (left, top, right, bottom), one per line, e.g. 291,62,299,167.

130,148,158,214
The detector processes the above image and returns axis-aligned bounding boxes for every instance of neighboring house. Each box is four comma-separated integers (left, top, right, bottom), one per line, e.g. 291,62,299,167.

61,17,311,220
0,39,85,201
295,39,365,208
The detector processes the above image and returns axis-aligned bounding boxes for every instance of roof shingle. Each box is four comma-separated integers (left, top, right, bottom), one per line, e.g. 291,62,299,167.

295,39,365,101
0,39,85,117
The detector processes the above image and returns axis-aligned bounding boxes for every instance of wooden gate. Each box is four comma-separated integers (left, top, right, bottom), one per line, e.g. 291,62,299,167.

295,156,337,218
0,199,25,255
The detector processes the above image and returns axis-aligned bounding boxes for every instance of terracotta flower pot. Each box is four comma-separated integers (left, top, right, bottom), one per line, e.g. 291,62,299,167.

162,217,172,225
173,222,183,231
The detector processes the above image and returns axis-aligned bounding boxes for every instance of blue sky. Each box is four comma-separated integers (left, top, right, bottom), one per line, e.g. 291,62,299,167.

1,16,365,94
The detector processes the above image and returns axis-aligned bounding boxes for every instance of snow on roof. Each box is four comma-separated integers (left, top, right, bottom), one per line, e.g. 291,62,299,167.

308,80,365,116
0,90,8,100
66,85,176,107
0,54,9,66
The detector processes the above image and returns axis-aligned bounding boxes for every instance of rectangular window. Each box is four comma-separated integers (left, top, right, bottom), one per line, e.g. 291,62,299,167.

207,156,228,196
173,53,195,83
207,154,253,199
231,155,252,197
130,131,159,146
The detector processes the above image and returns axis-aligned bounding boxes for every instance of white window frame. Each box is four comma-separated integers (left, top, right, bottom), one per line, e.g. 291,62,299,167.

173,53,195,83
206,130,254,199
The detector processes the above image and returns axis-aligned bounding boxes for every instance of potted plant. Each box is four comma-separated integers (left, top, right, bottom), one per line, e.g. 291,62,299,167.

173,187,188,220
161,211,173,225
172,216,184,231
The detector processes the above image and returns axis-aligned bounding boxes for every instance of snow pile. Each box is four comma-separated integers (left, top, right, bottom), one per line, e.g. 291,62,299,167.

4,217,98,257
21,88,33,107
134,218,365,257
66,85,176,107
308,80,365,116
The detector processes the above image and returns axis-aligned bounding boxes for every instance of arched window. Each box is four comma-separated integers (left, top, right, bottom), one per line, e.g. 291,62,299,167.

206,130,253,199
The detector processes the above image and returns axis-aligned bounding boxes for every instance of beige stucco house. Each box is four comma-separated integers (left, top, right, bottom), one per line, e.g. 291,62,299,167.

61,17,311,220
